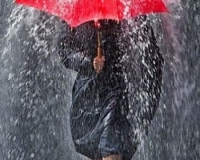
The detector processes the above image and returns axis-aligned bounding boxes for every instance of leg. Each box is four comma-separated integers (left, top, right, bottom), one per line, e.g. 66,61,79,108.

100,108,123,160
103,154,122,160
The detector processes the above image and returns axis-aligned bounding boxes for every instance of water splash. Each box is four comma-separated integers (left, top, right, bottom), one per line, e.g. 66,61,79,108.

164,0,181,5
0,0,200,160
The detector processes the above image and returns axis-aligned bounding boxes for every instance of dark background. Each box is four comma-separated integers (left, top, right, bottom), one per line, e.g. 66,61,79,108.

0,0,199,160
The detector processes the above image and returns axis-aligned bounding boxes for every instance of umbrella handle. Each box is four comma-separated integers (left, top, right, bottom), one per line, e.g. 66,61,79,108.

97,46,102,58
97,31,102,58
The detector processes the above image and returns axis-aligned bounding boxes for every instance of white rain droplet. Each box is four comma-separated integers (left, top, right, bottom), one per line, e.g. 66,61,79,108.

30,153,35,158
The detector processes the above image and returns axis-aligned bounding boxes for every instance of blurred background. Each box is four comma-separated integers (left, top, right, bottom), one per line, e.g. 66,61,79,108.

0,0,199,159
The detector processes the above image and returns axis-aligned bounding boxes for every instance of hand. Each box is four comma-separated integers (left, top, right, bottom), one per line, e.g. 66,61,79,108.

93,56,105,73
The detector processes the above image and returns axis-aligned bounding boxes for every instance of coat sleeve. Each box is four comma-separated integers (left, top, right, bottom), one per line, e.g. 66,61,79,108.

126,15,164,137
56,27,93,75
138,19,164,133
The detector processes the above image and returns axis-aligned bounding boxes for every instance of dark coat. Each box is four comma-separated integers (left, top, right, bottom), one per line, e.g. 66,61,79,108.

57,16,163,160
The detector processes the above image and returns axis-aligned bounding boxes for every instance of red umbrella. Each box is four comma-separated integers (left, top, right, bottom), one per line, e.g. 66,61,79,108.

15,0,168,27
15,0,169,57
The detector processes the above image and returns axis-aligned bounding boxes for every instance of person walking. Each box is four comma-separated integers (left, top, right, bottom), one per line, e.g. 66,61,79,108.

57,16,163,160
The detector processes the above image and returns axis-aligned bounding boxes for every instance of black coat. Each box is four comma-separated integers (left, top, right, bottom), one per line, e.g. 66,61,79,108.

57,16,163,160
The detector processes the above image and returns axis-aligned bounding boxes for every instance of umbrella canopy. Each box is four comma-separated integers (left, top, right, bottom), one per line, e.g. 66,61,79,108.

15,0,168,27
